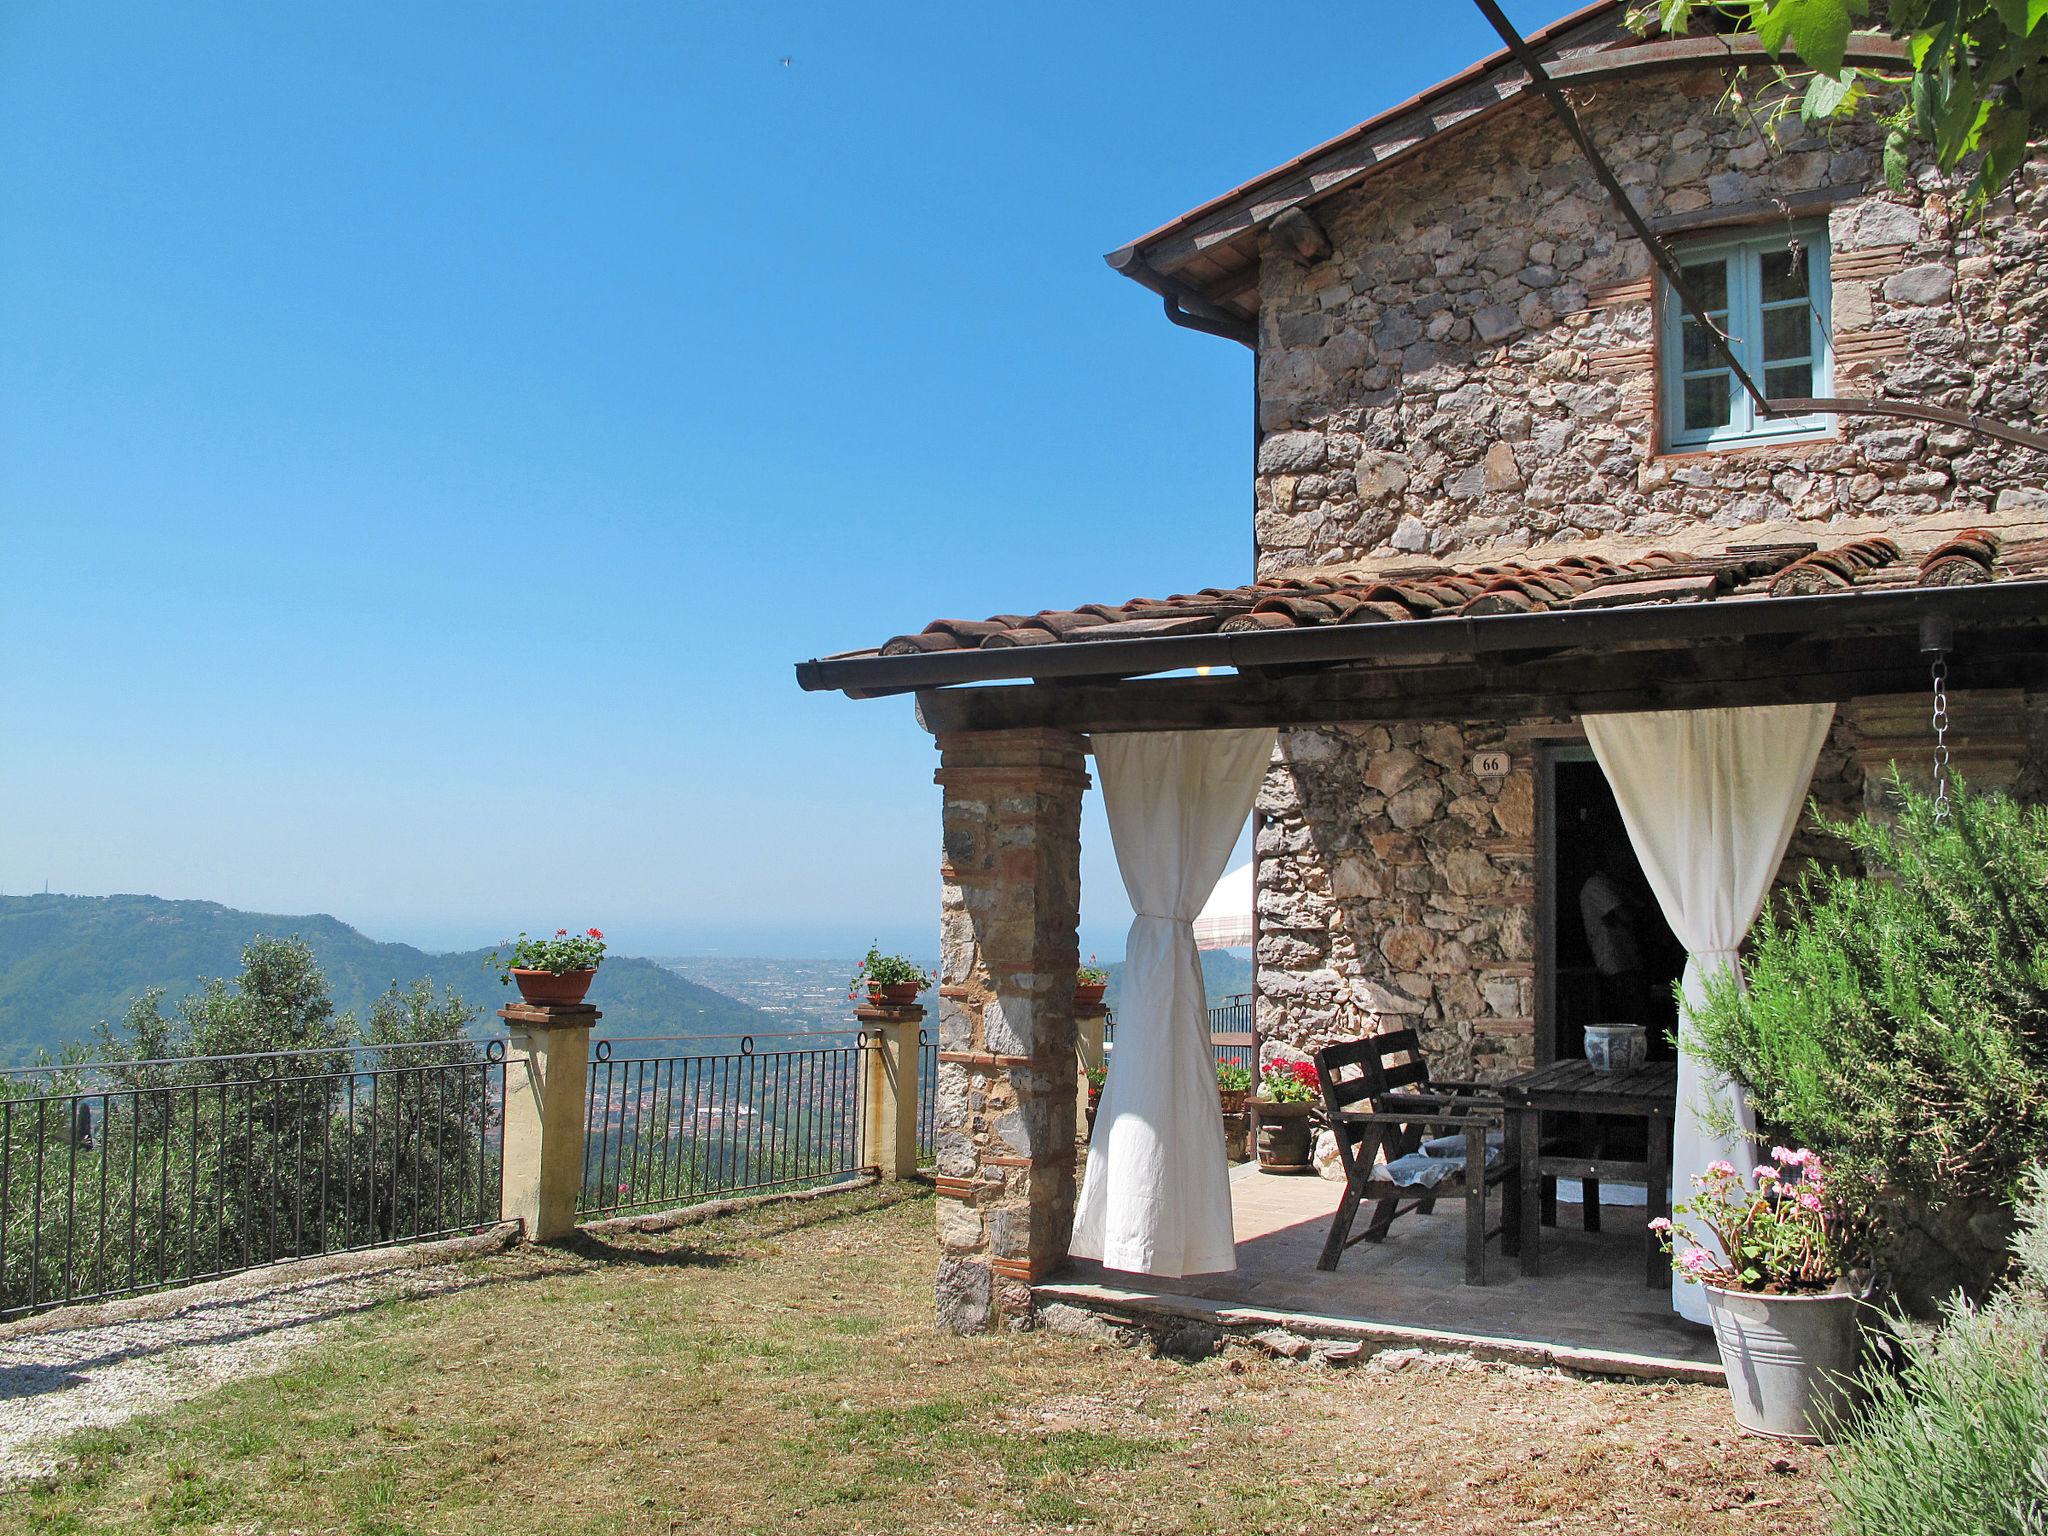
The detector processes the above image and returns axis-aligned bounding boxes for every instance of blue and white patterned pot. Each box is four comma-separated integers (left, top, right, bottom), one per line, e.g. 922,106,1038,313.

1583,1023,1647,1073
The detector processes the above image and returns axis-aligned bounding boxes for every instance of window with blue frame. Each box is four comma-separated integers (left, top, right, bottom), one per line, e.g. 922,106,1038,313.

1661,224,1834,450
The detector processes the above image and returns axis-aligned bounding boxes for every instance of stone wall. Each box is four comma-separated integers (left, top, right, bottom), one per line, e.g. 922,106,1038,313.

1252,696,2043,1076
1252,76,2048,572
1256,721,1536,1080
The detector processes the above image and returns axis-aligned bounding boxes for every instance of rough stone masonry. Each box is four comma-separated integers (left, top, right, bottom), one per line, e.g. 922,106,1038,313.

1244,73,2048,1079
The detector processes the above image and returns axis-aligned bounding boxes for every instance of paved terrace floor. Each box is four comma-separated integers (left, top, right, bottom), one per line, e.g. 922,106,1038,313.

1044,1163,1721,1379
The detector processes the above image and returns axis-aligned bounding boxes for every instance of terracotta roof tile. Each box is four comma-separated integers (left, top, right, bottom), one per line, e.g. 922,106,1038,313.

865,529,2043,659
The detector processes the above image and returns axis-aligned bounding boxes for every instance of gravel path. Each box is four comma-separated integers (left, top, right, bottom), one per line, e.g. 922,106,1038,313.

0,1229,515,1484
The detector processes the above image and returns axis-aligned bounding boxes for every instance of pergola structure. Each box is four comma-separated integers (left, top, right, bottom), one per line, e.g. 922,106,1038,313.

799,534,2048,1332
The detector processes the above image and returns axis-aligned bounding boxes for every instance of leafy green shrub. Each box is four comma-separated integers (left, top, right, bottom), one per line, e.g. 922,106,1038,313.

1215,1064,1253,1096
1827,1165,2048,1535
1688,778,2048,1215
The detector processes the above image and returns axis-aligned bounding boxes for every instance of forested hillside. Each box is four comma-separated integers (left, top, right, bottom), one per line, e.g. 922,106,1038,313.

0,894,769,1064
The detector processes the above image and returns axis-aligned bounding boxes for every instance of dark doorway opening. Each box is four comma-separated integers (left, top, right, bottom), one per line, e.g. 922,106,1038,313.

1549,751,1687,1064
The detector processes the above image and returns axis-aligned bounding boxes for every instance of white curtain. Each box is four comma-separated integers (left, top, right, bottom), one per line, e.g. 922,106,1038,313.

1069,728,1276,1276
1584,704,1833,1324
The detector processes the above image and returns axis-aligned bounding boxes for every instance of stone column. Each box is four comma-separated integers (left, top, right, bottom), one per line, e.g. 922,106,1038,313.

498,1002,597,1243
855,1001,923,1182
930,727,1089,1333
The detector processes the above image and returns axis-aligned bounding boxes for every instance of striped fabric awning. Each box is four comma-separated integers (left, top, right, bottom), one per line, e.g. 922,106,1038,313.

1192,862,1254,951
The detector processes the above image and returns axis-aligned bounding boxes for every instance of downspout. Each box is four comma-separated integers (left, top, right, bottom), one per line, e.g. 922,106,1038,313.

1160,291,1257,345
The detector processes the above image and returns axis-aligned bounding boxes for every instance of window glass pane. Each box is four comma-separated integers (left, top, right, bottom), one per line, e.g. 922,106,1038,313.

1682,259,1728,309
1762,305,1812,362
1681,314,1730,370
1765,364,1812,401
1760,249,1810,302
1683,373,1732,431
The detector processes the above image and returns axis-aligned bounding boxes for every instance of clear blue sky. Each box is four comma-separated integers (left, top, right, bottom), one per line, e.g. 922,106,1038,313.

1,1,1565,960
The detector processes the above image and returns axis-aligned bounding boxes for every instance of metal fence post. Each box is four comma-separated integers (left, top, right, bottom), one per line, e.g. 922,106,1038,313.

498,1003,598,1241
855,1002,921,1182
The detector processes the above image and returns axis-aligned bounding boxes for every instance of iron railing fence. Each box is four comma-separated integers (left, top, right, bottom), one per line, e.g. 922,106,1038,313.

1104,994,1259,1075
916,1031,938,1164
577,1033,873,1218
0,1040,504,1320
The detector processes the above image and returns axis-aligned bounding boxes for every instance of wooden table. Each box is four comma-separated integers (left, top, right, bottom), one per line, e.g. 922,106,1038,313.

1499,1059,1677,1287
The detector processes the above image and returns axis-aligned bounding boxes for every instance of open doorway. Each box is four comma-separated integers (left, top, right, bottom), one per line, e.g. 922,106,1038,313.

1545,748,1687,1065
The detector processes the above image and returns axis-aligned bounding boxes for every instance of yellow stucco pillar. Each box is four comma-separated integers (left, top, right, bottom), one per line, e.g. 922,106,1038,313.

856,1002,923,1182
498,1002,597,1242
1074,1002,1106,1143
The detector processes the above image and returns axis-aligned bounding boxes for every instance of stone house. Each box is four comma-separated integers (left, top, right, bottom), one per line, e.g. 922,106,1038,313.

798,1,2048,1333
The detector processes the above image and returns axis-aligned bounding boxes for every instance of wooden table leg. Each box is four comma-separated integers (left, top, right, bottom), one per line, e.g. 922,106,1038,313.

1646,1113,1672,1289
1583,1117,1603,1232
1515,1105,1542,1277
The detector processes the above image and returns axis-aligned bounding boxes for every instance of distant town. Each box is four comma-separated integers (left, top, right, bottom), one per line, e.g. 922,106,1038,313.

651,954,936,1035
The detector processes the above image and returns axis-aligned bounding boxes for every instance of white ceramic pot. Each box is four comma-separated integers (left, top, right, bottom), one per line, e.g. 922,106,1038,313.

1704,1285,1867,1443
1583,1023,1647,1072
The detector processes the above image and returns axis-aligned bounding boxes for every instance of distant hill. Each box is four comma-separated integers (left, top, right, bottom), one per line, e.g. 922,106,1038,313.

0,894,771,1065
1102,950,1253,1016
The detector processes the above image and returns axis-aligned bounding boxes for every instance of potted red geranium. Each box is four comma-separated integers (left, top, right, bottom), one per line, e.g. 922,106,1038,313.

491,927,607,1006
848,945,933,1006
1254,1058,1320,1174
1074,958,1108,1010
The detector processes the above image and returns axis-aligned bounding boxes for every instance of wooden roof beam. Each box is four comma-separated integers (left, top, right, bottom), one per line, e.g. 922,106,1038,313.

1544,32,1912,88
912,631,2048,735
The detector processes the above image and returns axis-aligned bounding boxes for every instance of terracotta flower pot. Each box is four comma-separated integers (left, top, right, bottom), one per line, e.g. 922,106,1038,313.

869,981,922,1005
1221,1110,1252,1164
1218,1089,1249,1117
511,967,596,1006
1074,981,1107,1009
1255,1099,1314,1173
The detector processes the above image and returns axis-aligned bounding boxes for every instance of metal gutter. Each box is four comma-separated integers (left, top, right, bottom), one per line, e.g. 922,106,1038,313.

794,577,2048,695
1106,250,1257,347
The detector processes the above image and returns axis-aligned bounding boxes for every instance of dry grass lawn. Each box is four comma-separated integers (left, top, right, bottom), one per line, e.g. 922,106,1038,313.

3,1183,1832,1535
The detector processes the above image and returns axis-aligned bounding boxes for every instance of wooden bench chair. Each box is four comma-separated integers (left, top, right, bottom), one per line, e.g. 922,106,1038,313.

1313,1030,1521,1285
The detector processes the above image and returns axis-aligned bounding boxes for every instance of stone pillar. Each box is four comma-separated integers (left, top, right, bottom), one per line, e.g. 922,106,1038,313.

498,1002,597,1242
856,1001,922,1182
930,728,1089,1333
1074,1001,1107,1143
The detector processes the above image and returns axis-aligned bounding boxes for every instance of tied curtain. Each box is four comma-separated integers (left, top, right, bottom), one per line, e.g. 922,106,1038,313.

1584,704,1834,1325
1069,728,1276,1277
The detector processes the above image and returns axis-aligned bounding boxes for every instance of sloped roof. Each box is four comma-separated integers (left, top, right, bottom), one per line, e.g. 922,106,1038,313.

859,530,2041,661
1106,2,1631,323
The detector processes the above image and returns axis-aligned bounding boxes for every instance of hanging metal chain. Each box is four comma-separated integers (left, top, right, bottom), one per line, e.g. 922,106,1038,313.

1930,653,1952,824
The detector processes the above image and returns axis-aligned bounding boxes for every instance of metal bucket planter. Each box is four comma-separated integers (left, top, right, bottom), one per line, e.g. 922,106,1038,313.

1704,1285,1867,1443
1254,1100,1314,1173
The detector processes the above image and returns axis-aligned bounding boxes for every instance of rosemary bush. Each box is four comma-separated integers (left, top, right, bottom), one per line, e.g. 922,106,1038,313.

1688,778,2048,1215
1827,1165,2048,1536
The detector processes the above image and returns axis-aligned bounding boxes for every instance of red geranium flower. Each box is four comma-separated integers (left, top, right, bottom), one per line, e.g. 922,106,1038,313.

587,927,604,939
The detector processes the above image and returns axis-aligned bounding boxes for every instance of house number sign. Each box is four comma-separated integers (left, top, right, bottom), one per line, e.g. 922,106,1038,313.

1470,751,1511,778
